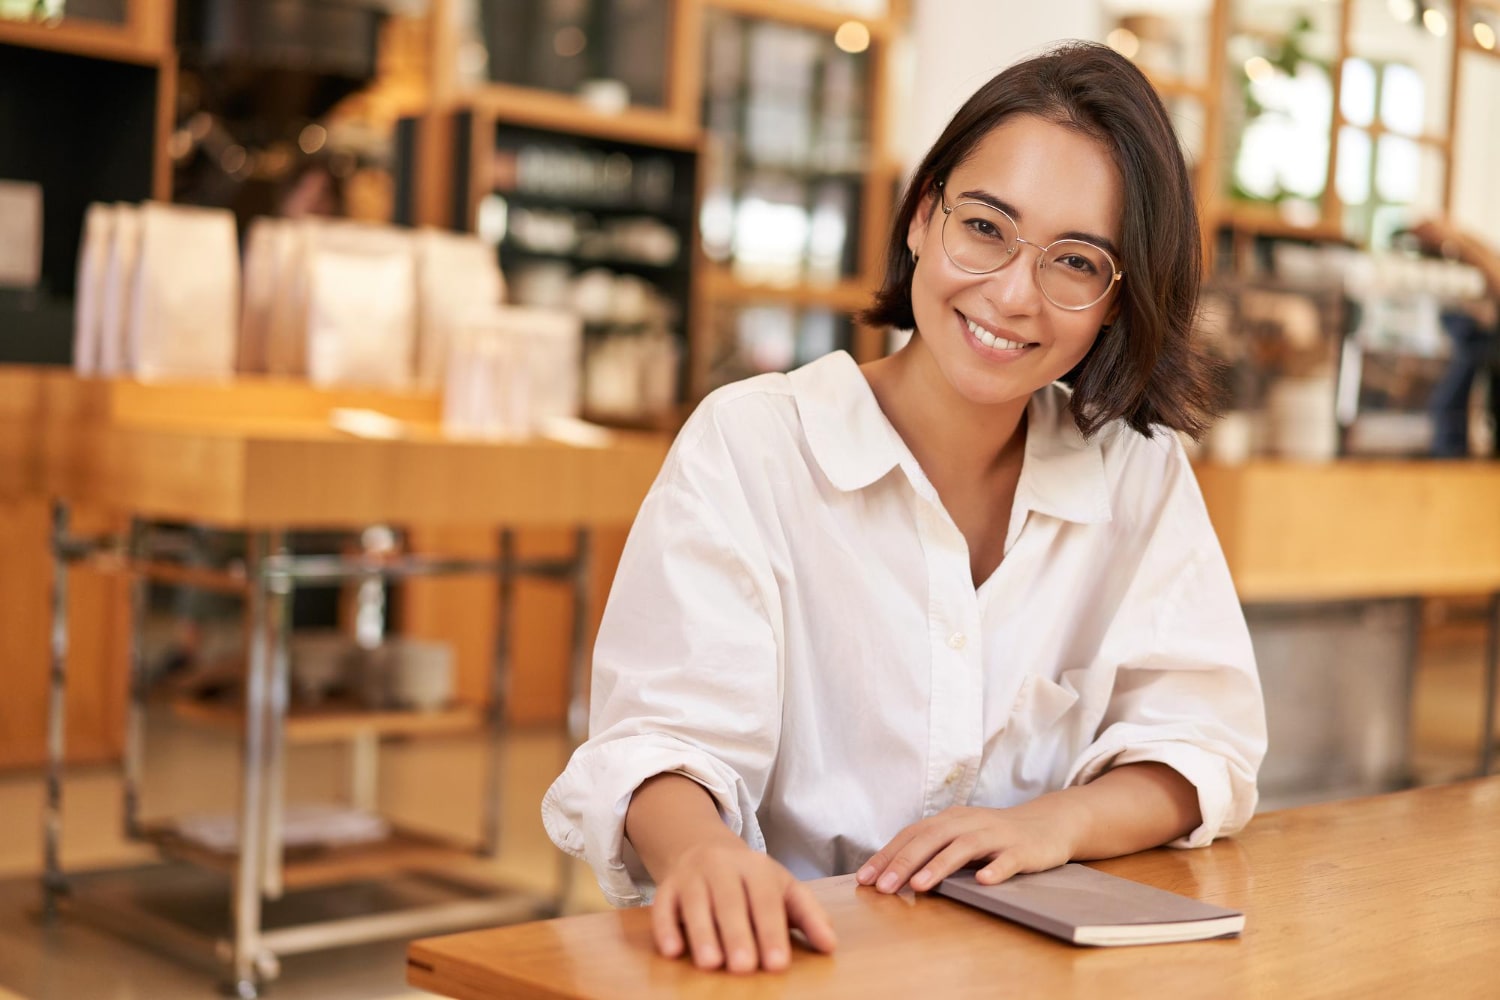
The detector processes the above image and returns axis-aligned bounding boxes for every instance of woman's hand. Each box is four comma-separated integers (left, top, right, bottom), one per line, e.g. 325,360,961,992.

651,841,838,973
856,798,1084,894
857,765,1202,894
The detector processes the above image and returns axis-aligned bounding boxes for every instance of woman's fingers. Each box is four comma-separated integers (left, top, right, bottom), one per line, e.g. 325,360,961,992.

871,827,955,893
909,837,986,892
707,870,758,974
856,824,921,887
976,850,1026,885
650,883,684,958
651,851,839,972
744,875,792,970
677,878,724,970
785,881,838,954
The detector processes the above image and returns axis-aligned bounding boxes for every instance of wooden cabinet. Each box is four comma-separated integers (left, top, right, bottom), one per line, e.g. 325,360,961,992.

416,0,907,404
690,0,900,393
446,110,700,427
0,0,177,371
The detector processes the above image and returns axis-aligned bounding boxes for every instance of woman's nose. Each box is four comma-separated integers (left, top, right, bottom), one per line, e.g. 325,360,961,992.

980,252,1045,316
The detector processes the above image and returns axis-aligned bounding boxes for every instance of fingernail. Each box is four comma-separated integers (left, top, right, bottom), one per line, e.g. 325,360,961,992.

877,872,899,892
912,870,930,890
856,865,875,884
766,948,788,967
732,949,752,969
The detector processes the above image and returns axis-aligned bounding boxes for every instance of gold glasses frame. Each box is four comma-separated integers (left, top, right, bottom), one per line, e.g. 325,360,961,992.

934,182,1125,312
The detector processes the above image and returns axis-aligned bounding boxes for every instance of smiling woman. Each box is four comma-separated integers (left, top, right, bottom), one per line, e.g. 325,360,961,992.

543,41,1266,977
879,115,1128,418
864,40,1215,441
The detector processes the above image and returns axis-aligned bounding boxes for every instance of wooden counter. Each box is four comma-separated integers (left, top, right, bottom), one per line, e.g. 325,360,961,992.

408,776,1500,1000
0,367,667,767
1196,460,1500,602
1,368,666,527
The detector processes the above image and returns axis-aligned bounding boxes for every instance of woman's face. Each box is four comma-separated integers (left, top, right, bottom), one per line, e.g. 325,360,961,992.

906,114,1125,410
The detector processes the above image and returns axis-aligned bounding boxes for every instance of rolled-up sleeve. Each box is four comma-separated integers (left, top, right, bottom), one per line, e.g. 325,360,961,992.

1065,440,1267,847
542,438,783,907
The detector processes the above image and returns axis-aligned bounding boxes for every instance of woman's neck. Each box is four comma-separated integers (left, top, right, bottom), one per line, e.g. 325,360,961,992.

860,337,1029,491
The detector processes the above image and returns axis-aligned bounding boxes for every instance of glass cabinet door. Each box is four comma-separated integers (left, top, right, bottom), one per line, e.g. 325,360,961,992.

698,6,871,286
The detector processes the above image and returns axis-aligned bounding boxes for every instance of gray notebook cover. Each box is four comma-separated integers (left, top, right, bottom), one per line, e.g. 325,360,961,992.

934,863,1244,947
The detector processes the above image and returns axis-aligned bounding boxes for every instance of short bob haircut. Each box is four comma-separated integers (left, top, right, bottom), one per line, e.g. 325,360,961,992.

863,41,1218,440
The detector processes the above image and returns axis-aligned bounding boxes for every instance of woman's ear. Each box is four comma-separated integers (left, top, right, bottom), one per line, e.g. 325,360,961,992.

1101,290,1124,328
906,183,937,259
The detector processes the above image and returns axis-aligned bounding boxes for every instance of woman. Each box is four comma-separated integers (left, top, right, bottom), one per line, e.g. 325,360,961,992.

544,40,1266,973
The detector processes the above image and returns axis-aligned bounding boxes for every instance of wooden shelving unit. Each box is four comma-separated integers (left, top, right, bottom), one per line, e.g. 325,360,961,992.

141,823,483,893
465,82,701,151
702,265,871,312
0,16,161,64
416,0,905,404
0,0,177,202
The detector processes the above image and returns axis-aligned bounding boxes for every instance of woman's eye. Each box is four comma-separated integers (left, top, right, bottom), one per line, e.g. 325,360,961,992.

966,219,1003,240
1056,254,1098,275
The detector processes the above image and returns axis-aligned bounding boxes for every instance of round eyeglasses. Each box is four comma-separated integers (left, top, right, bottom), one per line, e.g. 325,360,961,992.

937,187,1124,311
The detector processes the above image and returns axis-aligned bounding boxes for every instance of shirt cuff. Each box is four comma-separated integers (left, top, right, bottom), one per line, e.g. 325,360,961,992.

542,734,765,908
1065,737,1257,848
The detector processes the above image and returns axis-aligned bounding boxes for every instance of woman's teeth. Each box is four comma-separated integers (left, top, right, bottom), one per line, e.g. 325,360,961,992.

966,318,1029,351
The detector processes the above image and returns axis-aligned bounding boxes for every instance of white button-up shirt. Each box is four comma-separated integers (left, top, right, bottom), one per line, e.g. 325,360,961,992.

543,351,1266,907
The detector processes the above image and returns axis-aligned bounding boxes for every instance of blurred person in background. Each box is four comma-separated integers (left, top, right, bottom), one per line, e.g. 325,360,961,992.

1414,218,1500,457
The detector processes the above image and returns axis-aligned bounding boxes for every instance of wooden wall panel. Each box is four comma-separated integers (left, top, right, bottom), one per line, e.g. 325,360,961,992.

0,500,128,769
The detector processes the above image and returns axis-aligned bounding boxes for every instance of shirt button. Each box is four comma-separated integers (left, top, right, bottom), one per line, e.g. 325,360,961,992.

944,767,963,786
947,632,966,650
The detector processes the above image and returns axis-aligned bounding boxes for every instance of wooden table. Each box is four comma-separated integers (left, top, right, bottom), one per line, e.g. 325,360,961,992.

408,777,1500,999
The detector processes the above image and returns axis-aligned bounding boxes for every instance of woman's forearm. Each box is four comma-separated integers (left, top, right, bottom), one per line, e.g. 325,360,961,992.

1037,762,1202,860
624,773,746,881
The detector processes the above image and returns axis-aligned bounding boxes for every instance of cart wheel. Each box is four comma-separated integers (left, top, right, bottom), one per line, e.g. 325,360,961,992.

219,978,260,1000
39,873,69,925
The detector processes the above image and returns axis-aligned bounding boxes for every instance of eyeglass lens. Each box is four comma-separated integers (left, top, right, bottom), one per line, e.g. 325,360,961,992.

942,202,1115,309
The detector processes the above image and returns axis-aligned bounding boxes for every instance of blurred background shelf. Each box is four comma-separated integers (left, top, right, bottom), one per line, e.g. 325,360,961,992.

139,823,484,893
168,696,484,745
0,0,172,65
702,265,871,311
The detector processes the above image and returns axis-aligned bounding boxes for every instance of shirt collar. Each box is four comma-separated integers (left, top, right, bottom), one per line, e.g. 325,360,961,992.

787,351,907,492
788,350,1112,525
1016,383,1113,525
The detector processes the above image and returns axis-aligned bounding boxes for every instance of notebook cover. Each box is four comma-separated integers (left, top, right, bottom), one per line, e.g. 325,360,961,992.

933,863,1243,945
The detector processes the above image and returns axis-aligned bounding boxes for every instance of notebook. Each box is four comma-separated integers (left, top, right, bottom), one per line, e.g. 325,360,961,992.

934,863,1245,947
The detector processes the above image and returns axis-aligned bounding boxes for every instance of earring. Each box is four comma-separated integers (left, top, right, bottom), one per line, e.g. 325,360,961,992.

910,248,919,264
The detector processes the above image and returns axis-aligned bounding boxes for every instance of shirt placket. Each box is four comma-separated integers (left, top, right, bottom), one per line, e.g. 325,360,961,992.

912,496,985,818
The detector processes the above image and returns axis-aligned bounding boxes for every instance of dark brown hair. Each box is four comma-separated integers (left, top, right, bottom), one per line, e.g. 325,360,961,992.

862,40,1219,439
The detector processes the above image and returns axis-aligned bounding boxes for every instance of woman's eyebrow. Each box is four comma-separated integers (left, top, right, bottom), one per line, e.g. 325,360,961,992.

956,188,1120,259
